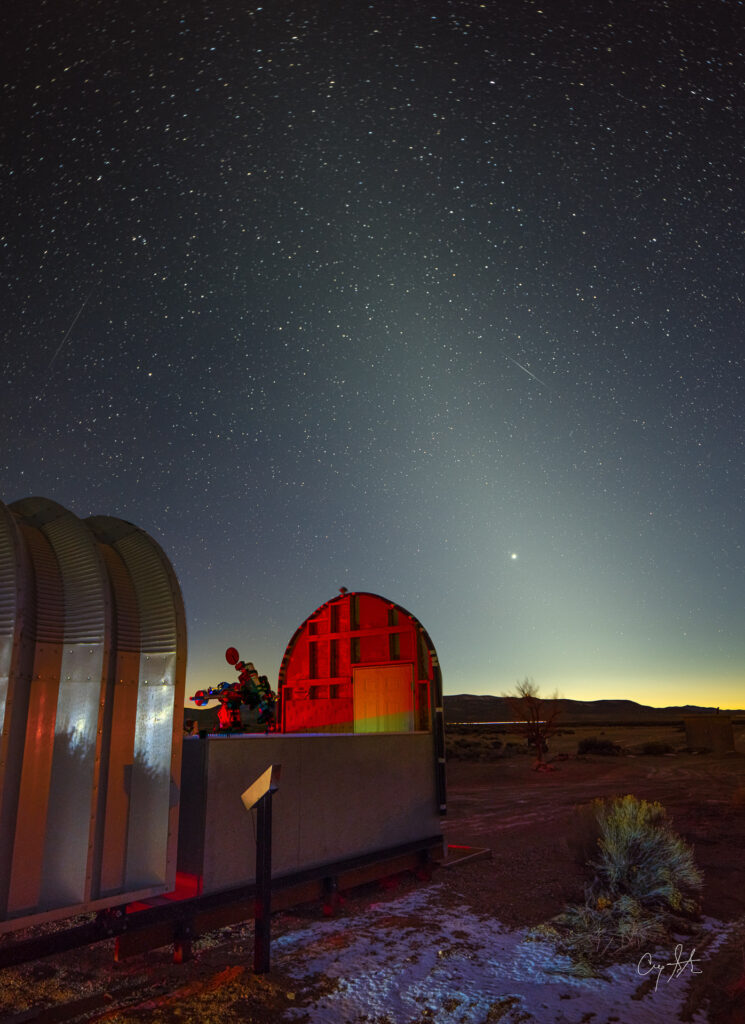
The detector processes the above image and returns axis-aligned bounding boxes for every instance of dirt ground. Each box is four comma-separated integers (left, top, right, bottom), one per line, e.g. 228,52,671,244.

439,745,745,929
2,732,744,1022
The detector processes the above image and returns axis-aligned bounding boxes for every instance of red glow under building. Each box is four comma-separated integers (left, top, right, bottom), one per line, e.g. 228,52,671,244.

279,590,443,735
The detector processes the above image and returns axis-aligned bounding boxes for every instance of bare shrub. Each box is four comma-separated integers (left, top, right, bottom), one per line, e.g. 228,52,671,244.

501,677,562,763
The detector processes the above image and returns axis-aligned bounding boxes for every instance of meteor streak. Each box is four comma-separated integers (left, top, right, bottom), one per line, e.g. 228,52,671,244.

46,287,95,374
505,354,550,390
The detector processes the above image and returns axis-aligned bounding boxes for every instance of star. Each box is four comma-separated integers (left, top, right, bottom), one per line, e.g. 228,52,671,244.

1,0,740,710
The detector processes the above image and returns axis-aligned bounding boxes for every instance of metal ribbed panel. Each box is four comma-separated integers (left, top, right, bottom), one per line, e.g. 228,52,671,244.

44,519,107,645
0,500,18,916
0,502,33,919
0,499,186,934
13,511,65,647
87,517,186,892
12,498,106,645
0,502,21,733
98,543,140,652
10,499,111,912
4,520,65,916
86,518,180,641
90,543,141,896
117,535,178,655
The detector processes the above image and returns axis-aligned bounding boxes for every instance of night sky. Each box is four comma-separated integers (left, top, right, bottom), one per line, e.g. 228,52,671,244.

2,1,743,709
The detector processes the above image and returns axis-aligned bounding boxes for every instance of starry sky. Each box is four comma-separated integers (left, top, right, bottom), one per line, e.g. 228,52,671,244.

2,0,744,709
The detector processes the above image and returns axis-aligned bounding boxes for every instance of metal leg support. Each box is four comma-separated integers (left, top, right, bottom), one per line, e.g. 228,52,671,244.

253,793,272,973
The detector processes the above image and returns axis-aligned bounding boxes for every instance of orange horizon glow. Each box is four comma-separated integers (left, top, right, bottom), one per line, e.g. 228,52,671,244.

184,639,743,714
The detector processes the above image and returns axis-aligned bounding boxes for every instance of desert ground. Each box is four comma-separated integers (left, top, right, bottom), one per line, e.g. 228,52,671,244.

441,721,745,927
1,722,744,1023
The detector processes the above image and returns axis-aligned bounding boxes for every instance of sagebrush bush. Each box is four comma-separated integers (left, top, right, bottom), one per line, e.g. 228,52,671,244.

548,794,703,966
592,795,702,914
577,736,622,756
444,732,504,761
554,896,668,963
639,741,674,756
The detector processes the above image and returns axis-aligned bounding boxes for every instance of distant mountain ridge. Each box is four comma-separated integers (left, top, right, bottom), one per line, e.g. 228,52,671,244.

444,693,745,723
185,693,744,732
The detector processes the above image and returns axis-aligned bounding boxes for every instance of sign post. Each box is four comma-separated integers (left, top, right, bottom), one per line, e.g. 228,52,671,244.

241,764,281,973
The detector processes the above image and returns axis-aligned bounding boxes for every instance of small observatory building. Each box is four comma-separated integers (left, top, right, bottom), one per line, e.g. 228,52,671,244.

177,589,446,896
279,589,441,735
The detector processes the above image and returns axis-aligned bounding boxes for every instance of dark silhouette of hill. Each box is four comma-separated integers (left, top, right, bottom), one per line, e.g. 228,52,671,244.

444,693,745,724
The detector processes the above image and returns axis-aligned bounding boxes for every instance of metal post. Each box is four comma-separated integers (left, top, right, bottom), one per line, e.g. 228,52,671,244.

240,764,281,975
320,875,335,917
254,791,272,973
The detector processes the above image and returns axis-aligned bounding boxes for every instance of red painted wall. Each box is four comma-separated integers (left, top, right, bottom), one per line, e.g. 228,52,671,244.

279,591,436,733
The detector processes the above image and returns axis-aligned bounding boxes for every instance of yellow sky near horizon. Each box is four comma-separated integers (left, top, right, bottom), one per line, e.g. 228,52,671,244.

478,673,745,711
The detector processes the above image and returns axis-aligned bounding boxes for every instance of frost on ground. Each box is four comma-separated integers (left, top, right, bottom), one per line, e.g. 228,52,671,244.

272,884,719,1024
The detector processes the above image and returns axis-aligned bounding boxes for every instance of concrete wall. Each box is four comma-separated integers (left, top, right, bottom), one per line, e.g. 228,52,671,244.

178,732,443,894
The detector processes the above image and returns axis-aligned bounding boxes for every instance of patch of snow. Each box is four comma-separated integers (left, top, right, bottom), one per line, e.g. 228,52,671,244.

273,884,723,1023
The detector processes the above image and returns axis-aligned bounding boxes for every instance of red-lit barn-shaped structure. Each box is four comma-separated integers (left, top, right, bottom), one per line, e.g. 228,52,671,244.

279,589,442,736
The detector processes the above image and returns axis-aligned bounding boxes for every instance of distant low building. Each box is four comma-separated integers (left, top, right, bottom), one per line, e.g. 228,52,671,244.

684,715,735,755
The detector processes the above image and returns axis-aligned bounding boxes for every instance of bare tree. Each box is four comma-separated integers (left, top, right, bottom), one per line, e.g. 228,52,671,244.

502,677,562,765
